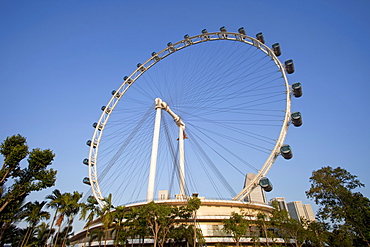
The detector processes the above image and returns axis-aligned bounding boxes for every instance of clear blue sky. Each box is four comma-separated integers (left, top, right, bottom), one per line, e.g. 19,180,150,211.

1,0,370,232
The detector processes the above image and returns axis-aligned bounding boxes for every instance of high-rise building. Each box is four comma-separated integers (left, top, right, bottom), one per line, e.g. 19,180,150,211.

287,201,315,221
269,197,289,211
243,173,266,204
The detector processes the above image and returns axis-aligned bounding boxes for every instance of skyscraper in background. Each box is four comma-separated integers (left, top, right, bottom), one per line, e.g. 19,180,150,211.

287,201,315,221
243,173,267,204
269,197,289,211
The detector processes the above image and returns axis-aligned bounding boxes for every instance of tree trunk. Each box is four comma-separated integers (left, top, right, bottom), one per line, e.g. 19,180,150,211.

61,221,72,247
45,209,58,247
20,226,31,247
53,225,62,247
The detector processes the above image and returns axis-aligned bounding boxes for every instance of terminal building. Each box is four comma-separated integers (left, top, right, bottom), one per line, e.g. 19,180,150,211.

71,174,315,246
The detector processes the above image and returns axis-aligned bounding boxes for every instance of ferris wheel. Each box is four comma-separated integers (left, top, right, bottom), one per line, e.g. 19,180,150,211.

83,27,303,208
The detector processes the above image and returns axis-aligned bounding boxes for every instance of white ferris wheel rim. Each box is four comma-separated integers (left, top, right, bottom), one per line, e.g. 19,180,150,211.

87,30,292,208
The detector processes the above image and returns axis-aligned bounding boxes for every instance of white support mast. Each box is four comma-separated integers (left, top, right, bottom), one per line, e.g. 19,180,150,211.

147,98,187,202
147,98,163,201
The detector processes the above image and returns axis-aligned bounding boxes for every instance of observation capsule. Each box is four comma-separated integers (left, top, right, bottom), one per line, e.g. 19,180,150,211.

256,32,265,44
83,158,89,165
292,82,303,98
92,122,103,130
281,145,293,160
238,27,246,35
111,90,120,98
123,76,133,84
219,26,227,38
151,52,160,61
87,195,98,204
259,177,273,192
291,111,303,127
167,42,176,52
86,140,97,148
272,43,281,57
285,59,295,74
201,29,209,39
137,63,145,72
101,106,111,113
83,177,91,185
184,34,192,45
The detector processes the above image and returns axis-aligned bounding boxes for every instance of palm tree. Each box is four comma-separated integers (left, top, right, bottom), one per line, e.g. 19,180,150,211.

52,191,83,247
80,196,101,246
45,189,63,247
53,226,74,247
89,228,104,247
34,222,55,246
61,191,83,247
0,192,26,244
99,194,114,247
20,200,50,247
111,205,127,247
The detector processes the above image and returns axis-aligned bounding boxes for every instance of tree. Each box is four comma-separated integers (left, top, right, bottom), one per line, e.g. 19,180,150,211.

0,135,57,214
45,189,63,247
0,192,26,246
0,135,56,245
138,201,191,247
20,200,50,247
52,191,83,247
80,196,101,247
306,166,370,246
124,206,149,247
186,196,201,247
99,193,114,247
33,222,55,247
0,134,28,186
110,205,128,247
255,212,272,246
89,228,104,247
222,212,249,247
269,201,293,246
284,218,309,247
305,221,329,247
62,191,83,247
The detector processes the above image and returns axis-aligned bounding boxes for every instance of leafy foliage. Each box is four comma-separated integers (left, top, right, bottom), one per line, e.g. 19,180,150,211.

0,135,56,246
306,166,370,246
222,212,249,247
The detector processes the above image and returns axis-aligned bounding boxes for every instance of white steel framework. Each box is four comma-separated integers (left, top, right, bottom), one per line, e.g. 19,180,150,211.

87,29,293,208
